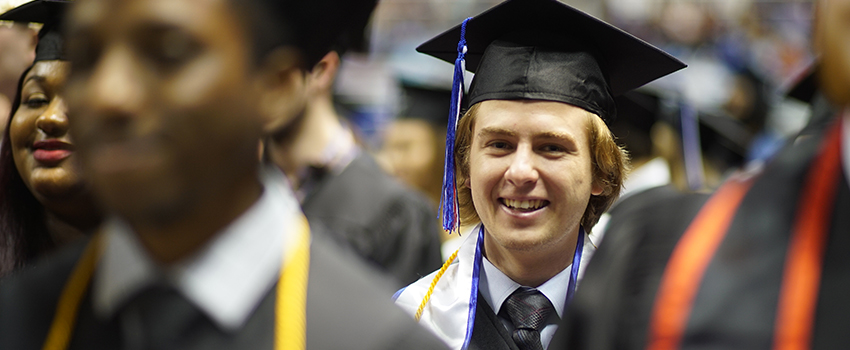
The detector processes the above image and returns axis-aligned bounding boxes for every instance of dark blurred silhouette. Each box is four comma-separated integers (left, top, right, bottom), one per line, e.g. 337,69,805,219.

557,1,850,349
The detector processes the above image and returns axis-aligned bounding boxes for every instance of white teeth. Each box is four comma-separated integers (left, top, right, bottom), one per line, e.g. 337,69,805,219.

503,199,545,210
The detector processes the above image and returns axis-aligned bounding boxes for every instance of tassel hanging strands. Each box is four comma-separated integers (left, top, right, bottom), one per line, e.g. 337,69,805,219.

439,17,472,235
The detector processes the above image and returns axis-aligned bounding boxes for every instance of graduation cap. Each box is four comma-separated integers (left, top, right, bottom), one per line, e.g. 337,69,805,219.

419,0,686,232
417,0,686,124
611,90,666,160
398,82,452,126
786,66,818,104
0,0,69,63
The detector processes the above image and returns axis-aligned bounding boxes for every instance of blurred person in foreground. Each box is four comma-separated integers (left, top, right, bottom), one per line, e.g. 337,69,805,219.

0,3,35,134
592,88,755,243
392,0,684,349
0,0,101,277
558,0,850,348
263,14,443,286
0,0,449,349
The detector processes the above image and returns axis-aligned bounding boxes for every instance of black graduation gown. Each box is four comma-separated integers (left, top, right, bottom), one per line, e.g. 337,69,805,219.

469,293,520,350
0,232,449,350
302,153,443,287
556,116,850,349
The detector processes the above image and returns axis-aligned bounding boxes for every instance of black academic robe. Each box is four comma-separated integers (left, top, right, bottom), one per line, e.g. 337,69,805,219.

302,153,443,287
0,233,449,350
556,116,850,349
469,294,520,350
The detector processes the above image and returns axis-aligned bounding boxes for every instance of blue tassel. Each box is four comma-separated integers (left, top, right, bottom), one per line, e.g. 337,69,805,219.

679,102,705,191
439,17,472,235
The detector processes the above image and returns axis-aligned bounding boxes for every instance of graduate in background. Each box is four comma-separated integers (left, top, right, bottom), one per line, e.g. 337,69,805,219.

559,0,850,348
0,0,449,349
378,82,469,259
592,88,755,243
263,18,444,286
393,0,685,349
0,0,101,277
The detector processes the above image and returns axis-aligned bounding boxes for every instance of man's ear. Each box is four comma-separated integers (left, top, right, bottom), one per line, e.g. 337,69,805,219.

591,180,604,196
307,51,342,94
256,47,307,135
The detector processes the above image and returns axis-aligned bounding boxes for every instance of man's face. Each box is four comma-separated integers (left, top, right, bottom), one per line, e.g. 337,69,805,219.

816,0,850,105
468,100,602,255
65,0,264,225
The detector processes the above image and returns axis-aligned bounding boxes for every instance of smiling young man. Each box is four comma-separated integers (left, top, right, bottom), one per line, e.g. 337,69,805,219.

392,0,685,349
0,0,448,349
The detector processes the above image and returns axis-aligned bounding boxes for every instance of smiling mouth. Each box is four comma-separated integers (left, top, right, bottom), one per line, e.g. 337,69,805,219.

32,140,74,164
500,198,550,212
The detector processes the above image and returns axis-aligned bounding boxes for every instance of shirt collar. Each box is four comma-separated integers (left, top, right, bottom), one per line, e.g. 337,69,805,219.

479,252,572,320
92,166,302,331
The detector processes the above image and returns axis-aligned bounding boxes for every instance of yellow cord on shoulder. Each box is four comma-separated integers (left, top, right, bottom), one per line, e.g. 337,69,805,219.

41,214,312,350
42,233,103,350
415,249,459,322
275,214,311,350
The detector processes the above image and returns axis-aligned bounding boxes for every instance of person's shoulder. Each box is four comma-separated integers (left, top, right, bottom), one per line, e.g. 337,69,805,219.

345,153,427,198
305,233,447,350
305,152,431,217
1,238,88,299
0,239,89,349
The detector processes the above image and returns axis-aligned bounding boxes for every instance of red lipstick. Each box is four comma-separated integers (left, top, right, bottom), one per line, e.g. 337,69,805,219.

32,140,73,164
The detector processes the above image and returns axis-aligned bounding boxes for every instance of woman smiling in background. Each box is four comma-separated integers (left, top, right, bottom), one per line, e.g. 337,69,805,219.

0,0,100,276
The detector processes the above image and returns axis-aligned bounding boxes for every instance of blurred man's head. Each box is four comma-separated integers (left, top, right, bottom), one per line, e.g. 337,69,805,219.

64,0,305,228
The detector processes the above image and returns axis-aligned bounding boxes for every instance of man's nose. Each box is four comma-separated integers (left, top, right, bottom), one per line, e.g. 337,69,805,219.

83,46,144,120
504,145,539,187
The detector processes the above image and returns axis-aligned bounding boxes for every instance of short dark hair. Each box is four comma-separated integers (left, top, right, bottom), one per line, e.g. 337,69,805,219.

228,0,297,66
230,0,378,70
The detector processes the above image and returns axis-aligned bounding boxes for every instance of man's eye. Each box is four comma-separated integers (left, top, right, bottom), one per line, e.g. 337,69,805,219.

541,144,565,153
490,141,511,149
148,30,201,69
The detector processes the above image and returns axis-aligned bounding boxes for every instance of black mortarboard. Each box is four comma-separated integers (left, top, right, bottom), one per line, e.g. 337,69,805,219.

417,0,686,124
0,0,69,62
398,83,452,126
422,0,686,232
611,90,665,160
786,66,818,104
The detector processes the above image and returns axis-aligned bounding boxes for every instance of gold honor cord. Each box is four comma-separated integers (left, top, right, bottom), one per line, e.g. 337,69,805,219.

415,249,459,321
42,234,104,350
276,215,310,350
42,214,312,350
